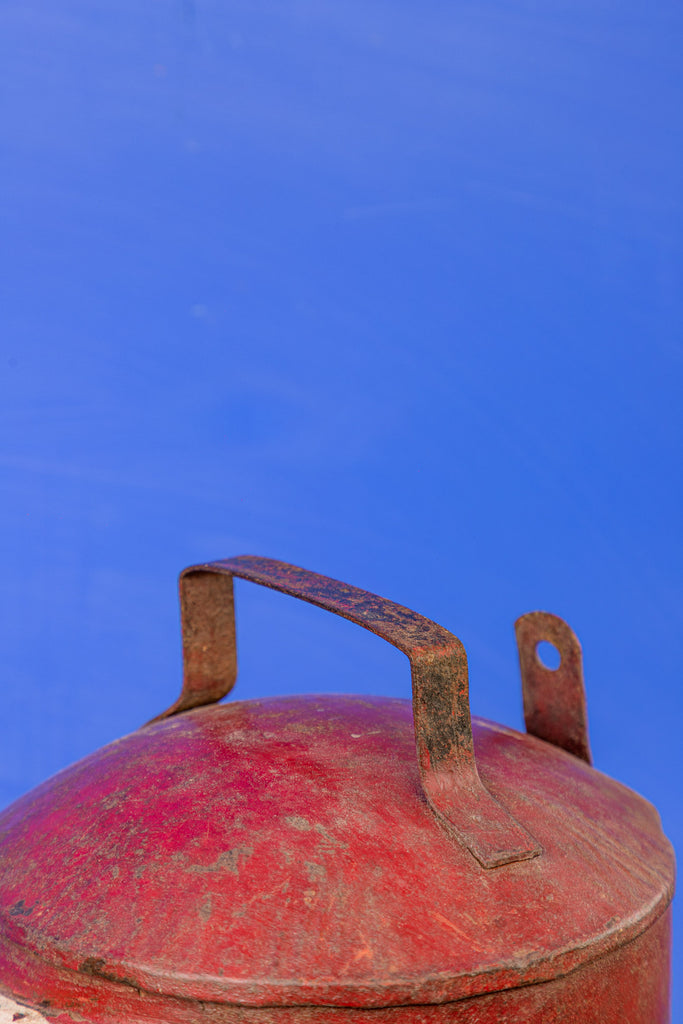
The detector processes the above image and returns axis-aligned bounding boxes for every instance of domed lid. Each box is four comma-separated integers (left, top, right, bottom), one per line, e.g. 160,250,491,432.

0,557,675,1023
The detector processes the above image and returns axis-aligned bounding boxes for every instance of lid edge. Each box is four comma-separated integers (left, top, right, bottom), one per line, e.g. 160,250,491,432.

0,885,674,1011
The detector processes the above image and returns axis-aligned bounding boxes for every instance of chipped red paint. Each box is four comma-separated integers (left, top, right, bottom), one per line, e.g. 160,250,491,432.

0,557,675,1023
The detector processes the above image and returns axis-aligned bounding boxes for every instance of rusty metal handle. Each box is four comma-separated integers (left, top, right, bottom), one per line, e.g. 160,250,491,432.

151,555,540,869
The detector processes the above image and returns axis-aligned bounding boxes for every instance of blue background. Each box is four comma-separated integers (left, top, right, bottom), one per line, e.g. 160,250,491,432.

1,0,681,1012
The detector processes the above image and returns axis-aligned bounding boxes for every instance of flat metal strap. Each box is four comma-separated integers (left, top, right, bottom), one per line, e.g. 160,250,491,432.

151,555,541,868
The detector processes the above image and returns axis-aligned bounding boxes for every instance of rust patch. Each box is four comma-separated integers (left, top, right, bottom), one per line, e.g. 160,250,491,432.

78,958,140,991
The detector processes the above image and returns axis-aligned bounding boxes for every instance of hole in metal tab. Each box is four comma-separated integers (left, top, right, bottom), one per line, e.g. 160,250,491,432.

536,640,561,670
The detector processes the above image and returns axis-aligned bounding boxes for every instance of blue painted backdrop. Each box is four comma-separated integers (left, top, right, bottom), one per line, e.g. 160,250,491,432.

2,0,681,1011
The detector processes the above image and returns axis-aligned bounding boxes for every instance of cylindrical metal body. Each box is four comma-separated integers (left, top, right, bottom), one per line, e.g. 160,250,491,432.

0,557,674,1023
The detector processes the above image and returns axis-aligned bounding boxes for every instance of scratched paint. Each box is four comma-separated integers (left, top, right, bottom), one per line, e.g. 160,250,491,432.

0,558,674,1022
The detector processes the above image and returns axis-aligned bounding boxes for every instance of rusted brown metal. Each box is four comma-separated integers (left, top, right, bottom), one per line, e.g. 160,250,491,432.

151,570,237,718
515,610,592,763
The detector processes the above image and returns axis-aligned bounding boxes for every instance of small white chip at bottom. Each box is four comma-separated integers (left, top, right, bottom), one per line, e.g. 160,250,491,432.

0,994,48,1023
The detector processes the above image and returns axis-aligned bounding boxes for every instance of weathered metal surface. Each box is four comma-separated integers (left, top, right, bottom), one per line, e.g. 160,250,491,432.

0,908,672,1023
0,557,674,1023
0,699,674,1010
158,556,539,869
515,612,592,763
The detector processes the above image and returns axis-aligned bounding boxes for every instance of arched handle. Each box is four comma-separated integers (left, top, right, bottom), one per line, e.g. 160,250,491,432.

151,556,540,869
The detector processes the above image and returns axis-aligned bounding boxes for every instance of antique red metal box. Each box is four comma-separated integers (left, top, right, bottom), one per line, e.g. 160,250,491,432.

0,556,675,1022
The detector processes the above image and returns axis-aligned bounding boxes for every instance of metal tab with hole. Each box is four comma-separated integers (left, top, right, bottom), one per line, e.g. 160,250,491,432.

515,611,592,764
